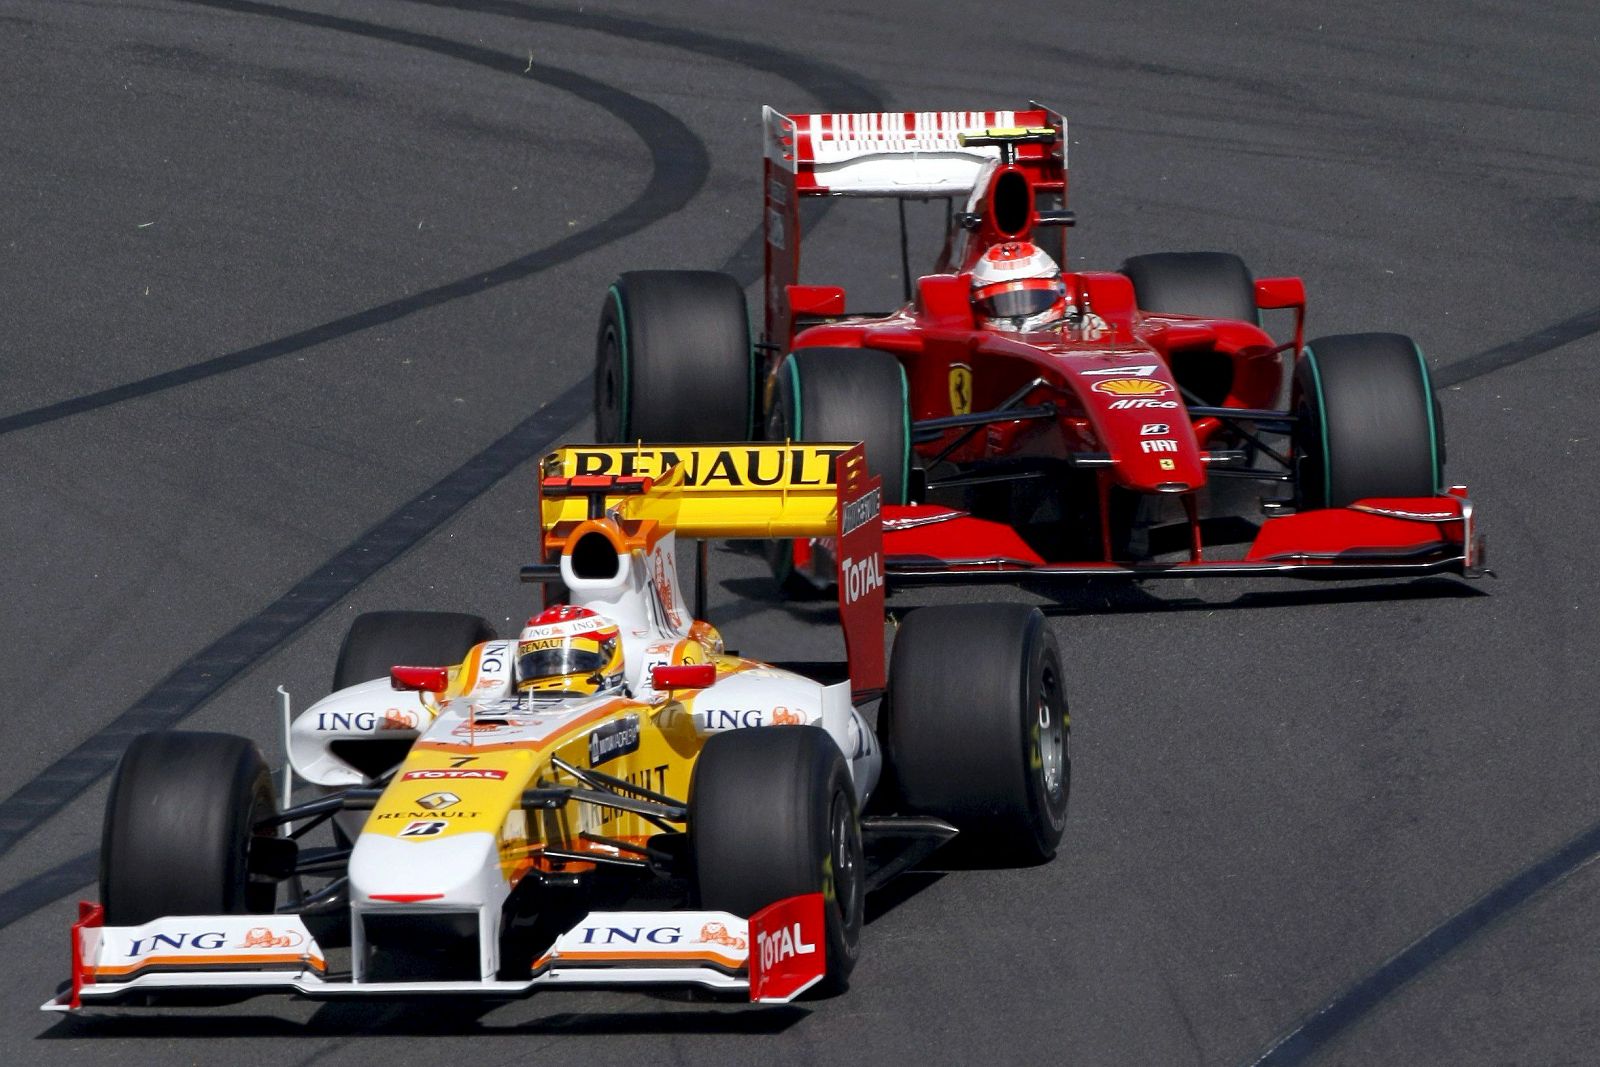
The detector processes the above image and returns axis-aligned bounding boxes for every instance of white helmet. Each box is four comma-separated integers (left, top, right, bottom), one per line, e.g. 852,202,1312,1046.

971,241,1068,332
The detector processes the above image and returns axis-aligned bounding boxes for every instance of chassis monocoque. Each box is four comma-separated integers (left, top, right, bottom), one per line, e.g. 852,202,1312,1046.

593,105,1482,589
49,444,1068,1010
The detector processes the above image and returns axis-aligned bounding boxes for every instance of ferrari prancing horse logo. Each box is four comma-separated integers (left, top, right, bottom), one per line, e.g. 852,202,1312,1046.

949,364,973,416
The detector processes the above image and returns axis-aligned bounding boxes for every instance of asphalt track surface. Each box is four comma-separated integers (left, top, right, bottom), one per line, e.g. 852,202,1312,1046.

3,1,1599,1063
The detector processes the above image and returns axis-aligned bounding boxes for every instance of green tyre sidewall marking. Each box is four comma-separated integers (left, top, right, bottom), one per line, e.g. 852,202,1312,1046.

1410,338,1441,491
607,284,630,440
1300,342,1331,509
745,317,756,441
785,354,803,439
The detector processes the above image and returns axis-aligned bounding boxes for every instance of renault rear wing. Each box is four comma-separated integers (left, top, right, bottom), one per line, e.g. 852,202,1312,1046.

530,442,885,701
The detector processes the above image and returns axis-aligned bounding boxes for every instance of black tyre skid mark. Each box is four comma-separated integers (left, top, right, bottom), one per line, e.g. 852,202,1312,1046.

0,1,883,924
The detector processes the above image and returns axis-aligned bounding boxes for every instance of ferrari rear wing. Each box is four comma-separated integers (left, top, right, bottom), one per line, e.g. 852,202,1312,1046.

762,104,1066,343
46,894,828,1010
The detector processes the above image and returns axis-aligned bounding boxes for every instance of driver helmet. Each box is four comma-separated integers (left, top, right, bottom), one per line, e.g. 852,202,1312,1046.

972,241,1068,332
515,605,625,698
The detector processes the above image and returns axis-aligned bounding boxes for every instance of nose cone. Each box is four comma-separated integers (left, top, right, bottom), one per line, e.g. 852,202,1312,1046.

349,831,504,906
1072,362,1206,491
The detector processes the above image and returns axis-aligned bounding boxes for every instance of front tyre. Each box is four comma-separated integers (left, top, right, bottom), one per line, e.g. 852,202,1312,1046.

689,726,863,995
1292,332,1443,509
1120,250,1258,324
100,731,279,926
595,270,753,442
331,610,496,691
882,603,1068,864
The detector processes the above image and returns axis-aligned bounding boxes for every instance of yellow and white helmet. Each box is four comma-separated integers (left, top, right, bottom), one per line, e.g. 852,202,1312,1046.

515,605,625,698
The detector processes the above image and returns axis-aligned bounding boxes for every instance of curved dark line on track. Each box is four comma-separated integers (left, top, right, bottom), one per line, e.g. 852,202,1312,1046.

1246,821,1600,1065
1432,302,1600,389
0,0,880,439
0,0,713,859
0,4,884,929
0,0,711,439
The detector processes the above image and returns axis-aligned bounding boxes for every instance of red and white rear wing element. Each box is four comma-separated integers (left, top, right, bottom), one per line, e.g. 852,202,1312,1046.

762,105,1066,343
47,894,828,1009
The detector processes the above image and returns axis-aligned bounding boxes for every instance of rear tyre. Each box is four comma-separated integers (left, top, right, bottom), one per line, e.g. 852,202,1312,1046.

690,727,863,995
100,731,279,925
765,347,910,595
882,604,1068,863
595,270,753,442
331,610,496,691
1292,332,1442,509
1120,251,1258,325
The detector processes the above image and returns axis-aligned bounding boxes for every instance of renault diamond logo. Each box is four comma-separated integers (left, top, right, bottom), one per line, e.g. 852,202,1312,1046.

417,791,460,811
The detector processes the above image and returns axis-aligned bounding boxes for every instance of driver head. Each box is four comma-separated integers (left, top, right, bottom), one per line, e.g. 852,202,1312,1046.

515,604,625,699
972,241,1068,332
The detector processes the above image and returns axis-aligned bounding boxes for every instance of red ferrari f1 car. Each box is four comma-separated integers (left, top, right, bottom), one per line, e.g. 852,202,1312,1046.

594,104,1483,586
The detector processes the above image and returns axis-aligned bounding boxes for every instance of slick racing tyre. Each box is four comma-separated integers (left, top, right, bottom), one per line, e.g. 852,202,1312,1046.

882,603,1068,864
100,731,281,925
690,726,864,995
1120,250,1259,324
331,610,496,691
1292,332,1443,509
765,347,909,596
769,347,910,504
595,270,754,442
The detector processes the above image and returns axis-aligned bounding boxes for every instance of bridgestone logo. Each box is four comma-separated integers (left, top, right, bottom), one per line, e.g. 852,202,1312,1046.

842,488,881,537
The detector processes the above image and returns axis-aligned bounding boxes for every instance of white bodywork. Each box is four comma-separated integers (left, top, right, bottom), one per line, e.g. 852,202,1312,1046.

276,525,876,985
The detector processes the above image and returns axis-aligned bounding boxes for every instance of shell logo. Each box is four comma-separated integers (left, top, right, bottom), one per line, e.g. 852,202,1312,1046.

1092,378,1172,396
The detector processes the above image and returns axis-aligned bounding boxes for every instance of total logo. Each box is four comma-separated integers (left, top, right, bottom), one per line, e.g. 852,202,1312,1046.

400,768,508,781
841,554,883,605
756,921,817,971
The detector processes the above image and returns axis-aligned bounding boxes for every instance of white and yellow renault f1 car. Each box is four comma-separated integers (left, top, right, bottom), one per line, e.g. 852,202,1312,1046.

47,443,1068,1011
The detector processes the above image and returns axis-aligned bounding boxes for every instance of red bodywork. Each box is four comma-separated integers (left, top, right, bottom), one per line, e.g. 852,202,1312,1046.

760,106,1482,581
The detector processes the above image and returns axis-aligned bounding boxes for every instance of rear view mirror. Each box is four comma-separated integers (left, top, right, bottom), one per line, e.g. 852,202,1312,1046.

390,665,449,692
1255,277,1306,310
651,664,716,690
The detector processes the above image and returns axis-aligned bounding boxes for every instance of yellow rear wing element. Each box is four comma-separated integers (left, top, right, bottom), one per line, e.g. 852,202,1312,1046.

539,443,856,540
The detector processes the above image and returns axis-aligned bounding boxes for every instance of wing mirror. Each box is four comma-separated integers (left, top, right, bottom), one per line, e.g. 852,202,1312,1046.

651,664,716,690
1254,277,1306,310
390,665,449,692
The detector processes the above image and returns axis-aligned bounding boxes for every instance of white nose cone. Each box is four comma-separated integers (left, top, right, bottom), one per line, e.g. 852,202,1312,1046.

349,832,504,907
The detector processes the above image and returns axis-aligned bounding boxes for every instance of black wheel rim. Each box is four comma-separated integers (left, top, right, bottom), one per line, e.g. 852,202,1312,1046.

828,790,864,942
1036,661,1067,805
